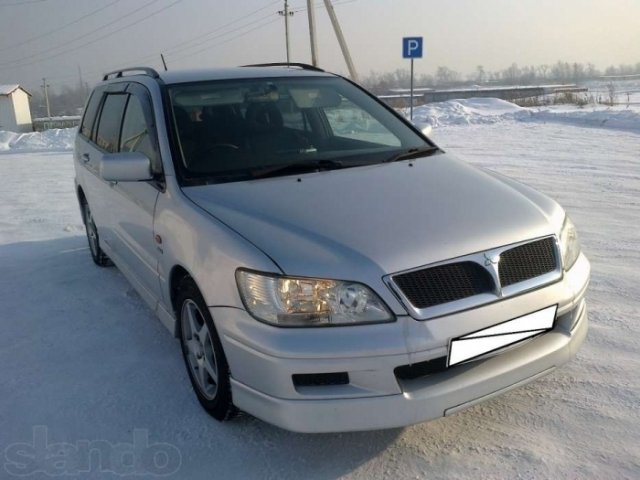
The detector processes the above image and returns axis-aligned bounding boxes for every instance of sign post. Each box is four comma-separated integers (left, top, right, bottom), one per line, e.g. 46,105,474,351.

402,37,423,121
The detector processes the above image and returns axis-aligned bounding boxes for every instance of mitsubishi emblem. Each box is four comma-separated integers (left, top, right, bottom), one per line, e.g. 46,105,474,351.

484,253,501,267
484,253,502,297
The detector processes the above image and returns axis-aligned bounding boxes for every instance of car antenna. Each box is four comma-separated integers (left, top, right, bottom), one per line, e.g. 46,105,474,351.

160,53,168,71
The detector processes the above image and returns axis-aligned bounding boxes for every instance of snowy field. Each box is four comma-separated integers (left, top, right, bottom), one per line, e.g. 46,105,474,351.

1,100,639,479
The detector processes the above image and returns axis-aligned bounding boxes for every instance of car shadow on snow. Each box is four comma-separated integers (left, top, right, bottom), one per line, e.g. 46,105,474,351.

0,236,402,479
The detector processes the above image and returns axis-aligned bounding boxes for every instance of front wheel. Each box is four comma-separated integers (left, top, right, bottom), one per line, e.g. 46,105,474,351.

177,277,236,421
82,202,111,267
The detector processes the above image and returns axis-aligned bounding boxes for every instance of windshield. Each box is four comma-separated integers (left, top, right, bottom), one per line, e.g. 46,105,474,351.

167,76,431,184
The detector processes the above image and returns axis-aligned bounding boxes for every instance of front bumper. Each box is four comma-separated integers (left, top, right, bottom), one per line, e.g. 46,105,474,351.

213,253,590,433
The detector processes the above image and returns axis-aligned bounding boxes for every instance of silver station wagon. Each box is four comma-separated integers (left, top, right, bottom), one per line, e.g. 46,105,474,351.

74,64,589,433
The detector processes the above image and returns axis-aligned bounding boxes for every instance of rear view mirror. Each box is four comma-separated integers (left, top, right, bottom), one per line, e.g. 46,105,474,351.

245,83,280,103
289,87,342,108
100,152,152,182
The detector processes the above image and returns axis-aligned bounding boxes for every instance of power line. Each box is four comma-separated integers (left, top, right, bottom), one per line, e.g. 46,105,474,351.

0,0,122,52
93,1,282,65
1,0,183,69
37,1,302,84
167,16,281,65
0,0,47,6
0,0,165,67
45,4,281,83
4,0,277,73
289,0,357,14
160,0,281,55
164,12,277,57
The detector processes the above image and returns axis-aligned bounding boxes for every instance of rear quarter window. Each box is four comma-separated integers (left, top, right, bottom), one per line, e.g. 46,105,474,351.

79,89,103,139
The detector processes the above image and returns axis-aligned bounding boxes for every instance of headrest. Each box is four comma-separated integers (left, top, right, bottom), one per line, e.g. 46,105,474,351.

245,103,283,129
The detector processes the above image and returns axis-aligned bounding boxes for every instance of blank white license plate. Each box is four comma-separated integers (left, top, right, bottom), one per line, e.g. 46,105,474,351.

448,305,557,367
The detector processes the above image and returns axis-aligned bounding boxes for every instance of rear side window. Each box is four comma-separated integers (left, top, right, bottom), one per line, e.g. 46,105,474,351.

120,95,160,173
79,90,103,139
95,94,128,153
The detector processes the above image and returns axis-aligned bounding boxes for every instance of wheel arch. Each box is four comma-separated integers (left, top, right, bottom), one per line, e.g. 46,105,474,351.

77,185,87,204
169,264,200,317
76,186,88,223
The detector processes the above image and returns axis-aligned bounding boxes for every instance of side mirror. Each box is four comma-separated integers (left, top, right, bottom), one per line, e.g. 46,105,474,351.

100,152,152,182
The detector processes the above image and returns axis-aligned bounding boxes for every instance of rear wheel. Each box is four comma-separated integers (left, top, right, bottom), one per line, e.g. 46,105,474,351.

82,202,111,267
176,277,236,421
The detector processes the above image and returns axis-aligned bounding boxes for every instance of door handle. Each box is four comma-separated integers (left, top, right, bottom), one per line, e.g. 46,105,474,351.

82,153,90,163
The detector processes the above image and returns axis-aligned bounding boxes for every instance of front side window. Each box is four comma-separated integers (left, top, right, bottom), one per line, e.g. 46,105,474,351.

95,94,128,153
168,76,429,184
120,95,160,173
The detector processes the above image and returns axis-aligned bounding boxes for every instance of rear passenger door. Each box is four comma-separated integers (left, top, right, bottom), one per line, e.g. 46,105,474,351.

79,85,129,248
105,83,162,307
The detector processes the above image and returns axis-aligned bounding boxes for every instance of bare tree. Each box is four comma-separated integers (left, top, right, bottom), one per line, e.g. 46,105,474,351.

586,63,599,78
538,64,549,80
607,82,616,106
521,65,537,84
503,63,521,84
435,66,459,86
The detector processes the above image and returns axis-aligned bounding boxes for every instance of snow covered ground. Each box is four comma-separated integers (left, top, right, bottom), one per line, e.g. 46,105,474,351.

0,128,75,153
1,100,639,479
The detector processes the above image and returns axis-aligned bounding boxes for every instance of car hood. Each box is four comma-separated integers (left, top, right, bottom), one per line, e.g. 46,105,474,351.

183,154,564,282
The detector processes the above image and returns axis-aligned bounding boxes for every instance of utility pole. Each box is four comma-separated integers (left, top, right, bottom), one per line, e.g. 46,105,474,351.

410,58,414,121
322,0,358,81
77,66,86,99
306,0,319,66
278,0,294,64
41,77,51,118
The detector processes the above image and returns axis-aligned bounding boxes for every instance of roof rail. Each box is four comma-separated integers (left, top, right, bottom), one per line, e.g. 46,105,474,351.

102,67,160,81
242,62,325,73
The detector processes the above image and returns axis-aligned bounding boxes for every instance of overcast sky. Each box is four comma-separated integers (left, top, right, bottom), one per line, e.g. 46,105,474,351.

1,0,639,91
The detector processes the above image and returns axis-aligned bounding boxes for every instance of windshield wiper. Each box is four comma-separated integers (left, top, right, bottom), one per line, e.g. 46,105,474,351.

384,145,440,163
250,159,344,180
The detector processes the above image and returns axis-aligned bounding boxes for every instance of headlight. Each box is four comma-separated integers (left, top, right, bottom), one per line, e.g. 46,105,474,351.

559,215,581,270
236,270,395,327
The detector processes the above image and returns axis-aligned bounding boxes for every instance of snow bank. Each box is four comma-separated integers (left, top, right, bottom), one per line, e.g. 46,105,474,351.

408,97,640,134
409,98,524,128
0,127,76,152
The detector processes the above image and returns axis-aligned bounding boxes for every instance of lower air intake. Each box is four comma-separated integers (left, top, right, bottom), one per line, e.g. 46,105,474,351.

292,372,350,387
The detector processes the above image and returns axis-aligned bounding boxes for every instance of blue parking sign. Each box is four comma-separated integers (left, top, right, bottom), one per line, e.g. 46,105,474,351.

403,37,423,59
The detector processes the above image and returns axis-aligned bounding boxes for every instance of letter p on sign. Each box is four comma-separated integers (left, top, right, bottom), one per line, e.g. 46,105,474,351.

403,37,423,59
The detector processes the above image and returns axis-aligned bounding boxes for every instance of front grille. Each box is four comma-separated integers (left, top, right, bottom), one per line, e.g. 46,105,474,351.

499,237,557,287
393,261,494,309
394,356,448,380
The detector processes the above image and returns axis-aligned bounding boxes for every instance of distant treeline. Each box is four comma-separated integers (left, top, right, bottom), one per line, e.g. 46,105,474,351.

362,60,640,94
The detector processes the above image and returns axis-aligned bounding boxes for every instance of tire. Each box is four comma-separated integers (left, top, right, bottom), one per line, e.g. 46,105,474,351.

82,202,112,267
176,277,236,421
